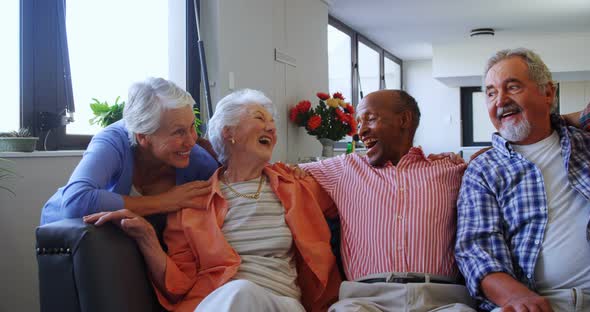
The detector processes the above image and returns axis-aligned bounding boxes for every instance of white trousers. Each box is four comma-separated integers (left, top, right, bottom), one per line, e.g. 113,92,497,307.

195,279,306,312
329,281,477,312
490,287,590,312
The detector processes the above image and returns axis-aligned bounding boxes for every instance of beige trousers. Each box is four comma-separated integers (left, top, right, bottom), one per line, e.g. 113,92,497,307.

490,287,590,312
329,281,477,312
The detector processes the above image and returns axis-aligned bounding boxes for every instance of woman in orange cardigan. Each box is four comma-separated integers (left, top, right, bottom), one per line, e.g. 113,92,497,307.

85,89,341,311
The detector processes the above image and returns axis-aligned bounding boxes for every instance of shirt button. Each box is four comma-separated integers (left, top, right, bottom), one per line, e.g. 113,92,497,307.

397,215,403,220
534,239,540,245
399,187,405,192
527,274,532,279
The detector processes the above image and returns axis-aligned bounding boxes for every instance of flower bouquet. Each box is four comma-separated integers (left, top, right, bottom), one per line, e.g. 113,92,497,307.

289,92,357,157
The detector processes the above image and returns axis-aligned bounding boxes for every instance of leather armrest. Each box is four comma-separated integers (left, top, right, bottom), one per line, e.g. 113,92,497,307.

36,218,162,312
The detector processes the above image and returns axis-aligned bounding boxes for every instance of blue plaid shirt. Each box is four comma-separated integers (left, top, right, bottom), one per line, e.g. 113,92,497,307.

455,115,590,311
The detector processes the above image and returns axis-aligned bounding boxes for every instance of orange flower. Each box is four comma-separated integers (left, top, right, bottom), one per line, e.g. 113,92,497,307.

345,103,354,114
296,100,311,113
335,108,346,121
347,118,358,136
316,92,330,100
333,92,345,100
307,115,322,130
289,107,299,122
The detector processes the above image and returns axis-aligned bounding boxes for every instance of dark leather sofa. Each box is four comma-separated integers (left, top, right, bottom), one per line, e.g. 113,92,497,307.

36,218,163,312
36,216,343,312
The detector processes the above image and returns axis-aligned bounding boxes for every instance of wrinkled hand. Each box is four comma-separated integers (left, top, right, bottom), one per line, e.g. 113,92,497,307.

159,180,212,211
285,163,308,179
83,209,155,242
501,294,553,312
427,152,464,165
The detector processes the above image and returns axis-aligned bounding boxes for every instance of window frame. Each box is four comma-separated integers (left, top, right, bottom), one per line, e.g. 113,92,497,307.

19,0,202,150
328,15,402,149
357,34,384,100
328,15,402,108
328,16,357,105
384,50,403,90
460,87,491,147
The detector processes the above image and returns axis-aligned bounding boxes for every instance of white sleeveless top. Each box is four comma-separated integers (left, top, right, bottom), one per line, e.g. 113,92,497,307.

220,175,301,300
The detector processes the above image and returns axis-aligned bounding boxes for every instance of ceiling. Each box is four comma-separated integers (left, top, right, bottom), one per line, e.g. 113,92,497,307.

327,0,590,60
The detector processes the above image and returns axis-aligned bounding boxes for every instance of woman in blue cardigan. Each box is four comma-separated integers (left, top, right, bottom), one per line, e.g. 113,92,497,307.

40,77,218,225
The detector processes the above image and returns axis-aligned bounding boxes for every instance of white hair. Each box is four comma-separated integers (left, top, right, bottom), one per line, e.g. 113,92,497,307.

207,89,275,166
123,77,195,145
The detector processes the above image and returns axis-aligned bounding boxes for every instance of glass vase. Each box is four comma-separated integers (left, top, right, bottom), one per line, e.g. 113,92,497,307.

318,138,335,158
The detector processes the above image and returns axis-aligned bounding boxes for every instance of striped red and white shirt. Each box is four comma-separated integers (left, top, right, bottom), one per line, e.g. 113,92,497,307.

300,147,467,281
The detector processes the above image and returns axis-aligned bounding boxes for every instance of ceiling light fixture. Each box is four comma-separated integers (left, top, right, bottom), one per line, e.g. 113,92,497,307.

470,28,495,37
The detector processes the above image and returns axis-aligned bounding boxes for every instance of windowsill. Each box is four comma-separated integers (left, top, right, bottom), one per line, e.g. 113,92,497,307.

0,150,85,158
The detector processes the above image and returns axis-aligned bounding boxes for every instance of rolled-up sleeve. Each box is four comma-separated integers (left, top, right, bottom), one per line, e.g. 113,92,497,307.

455,164,516,310
153,211,199,310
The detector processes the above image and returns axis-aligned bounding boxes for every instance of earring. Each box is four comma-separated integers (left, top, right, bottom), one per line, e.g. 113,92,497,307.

230,138,236,144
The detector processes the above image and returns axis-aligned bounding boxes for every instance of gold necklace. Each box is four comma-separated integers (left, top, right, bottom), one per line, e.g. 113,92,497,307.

222,171,265,200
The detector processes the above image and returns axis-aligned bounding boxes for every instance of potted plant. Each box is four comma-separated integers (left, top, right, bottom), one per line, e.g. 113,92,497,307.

0,128,39,152
89,96,203,135
89,96,126,127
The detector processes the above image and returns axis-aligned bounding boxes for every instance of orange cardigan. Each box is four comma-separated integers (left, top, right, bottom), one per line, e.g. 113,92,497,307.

153,163,342,311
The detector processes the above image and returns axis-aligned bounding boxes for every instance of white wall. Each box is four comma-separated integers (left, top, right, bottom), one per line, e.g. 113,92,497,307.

0,154,82,312
560,81,590,114
201,0,330,163
403,60,462,154
432,32,590,87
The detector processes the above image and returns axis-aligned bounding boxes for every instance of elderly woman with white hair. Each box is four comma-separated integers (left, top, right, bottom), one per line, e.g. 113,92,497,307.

40,77,218,227
85,89,342,312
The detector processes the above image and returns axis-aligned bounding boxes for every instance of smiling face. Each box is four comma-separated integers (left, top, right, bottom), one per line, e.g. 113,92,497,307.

356,90,414,167
226,103,277,166
484,56,555,145
139,105,197,168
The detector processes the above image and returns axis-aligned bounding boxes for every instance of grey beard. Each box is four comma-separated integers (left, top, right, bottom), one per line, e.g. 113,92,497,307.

499,118,531,143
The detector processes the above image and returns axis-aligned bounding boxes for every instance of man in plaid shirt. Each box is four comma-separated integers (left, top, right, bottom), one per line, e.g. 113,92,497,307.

455,48,590,312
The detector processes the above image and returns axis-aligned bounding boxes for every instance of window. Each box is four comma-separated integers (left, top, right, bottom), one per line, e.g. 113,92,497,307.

19,0,200,150
0,0,20,132
327,24,352,102
384,54,401,90
357,40,380,103
461,87,496,146
327,16,402,107
66,0,178,135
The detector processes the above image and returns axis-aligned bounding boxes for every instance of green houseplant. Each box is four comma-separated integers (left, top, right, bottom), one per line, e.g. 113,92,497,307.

0,128,39,152
89,96,203,134
89,97,125,128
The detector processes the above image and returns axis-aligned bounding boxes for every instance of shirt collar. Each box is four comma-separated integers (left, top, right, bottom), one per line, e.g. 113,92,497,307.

362,146,426,168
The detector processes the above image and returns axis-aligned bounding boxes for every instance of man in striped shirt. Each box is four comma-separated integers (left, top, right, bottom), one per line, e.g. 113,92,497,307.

300,90,476,311
456,48,590,312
